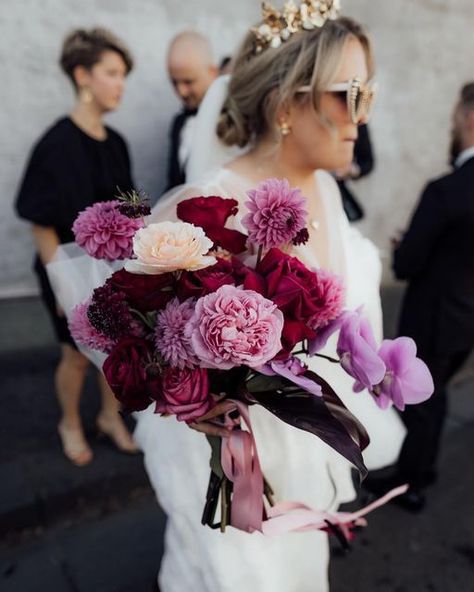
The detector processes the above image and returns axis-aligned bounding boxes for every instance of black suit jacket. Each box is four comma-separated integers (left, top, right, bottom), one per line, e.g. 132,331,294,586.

166,110,196,190
393,157,474,354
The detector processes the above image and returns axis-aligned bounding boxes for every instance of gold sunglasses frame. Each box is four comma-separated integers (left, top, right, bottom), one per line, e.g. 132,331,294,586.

297,77,378,124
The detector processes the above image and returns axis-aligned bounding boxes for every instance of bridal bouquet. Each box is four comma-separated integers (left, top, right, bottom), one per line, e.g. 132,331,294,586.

69,181,433,540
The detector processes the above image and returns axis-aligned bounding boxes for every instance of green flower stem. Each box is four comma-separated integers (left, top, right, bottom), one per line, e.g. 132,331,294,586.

130,308,155,330
313,353,340,364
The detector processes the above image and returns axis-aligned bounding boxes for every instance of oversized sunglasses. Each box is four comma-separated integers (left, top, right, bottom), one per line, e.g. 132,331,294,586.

297,77,377,124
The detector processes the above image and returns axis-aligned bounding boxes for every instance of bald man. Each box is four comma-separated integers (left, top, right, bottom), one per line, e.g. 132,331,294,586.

166,31,218,189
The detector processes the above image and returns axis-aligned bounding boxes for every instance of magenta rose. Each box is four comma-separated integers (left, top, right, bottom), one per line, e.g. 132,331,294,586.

154,366,212,422
257,248,320,351
188,284,283,370
107,268,174,312
103,338,156,412
176,196,247,254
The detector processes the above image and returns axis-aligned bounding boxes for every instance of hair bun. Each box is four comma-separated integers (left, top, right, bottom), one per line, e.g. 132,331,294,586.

217,98,251,148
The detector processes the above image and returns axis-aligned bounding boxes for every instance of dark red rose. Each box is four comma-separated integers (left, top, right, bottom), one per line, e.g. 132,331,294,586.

257,248,321,351
177,257,265,300
107,268,174,312
154,366,213,423
103,338,157,412
176,196,247,254
177,257,236,300
231,257,266,294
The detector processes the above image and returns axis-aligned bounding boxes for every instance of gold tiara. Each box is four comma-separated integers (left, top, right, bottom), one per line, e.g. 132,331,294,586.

251,0,341,54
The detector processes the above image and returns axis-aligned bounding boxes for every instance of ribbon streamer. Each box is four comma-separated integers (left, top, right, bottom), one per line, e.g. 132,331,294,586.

221,400,408,537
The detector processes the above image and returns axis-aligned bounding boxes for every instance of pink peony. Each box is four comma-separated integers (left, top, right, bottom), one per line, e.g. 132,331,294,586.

69,300,115,353
73,200,143,261
154,298,198,369
155,366,213,422
308,268,345,330
242,178,308,249
188,284,284,370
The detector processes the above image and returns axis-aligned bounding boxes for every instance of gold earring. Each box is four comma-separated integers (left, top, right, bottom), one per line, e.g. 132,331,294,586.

80,87,93,104
279,120,291,136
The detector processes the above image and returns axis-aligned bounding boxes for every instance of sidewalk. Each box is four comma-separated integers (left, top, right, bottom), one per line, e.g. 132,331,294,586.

0,292,473,591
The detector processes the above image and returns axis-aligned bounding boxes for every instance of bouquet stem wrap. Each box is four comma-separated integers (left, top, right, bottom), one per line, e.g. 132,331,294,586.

222,400,408,538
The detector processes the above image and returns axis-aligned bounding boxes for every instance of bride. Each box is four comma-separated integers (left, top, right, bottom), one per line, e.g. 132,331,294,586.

133,9,405,592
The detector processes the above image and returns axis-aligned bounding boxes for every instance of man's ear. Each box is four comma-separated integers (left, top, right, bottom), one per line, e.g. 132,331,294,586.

466,110,474,131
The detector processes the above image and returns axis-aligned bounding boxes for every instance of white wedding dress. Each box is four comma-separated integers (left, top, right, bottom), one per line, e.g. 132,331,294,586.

46,76,406,592
133,166,406,592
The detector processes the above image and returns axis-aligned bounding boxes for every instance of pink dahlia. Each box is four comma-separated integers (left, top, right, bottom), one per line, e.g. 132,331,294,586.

188,284,284,370
308,269,345,330
73,200,143,260
69,300,115,353
154,298,198,369
242,178,308,249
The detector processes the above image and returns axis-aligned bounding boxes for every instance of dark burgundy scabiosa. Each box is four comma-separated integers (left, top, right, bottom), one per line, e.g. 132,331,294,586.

87,284,134,341
116,189,152,219
292,228,310,246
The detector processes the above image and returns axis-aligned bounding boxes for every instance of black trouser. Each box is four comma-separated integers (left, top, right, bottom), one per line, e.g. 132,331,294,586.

397,348,471,489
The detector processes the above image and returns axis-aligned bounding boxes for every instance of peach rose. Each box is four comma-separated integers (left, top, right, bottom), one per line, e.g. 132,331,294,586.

125,222,216,275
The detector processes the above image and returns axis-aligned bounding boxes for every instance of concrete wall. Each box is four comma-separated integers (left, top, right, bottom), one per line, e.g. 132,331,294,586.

1,0,473,295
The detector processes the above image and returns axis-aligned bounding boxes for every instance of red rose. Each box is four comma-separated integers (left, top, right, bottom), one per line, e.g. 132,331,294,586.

177,257,265,300
257,248,322,351
107,268,174,312
177,257,236,300
103,338,157,411
154,366,213,423
176,196,247,254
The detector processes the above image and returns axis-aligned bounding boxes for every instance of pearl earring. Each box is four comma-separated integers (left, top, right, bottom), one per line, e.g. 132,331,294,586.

80,87,93,104
279,120,291,136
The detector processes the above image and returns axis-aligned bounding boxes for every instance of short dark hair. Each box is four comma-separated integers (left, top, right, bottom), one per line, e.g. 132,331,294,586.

460,82,474,111
60,27,133,88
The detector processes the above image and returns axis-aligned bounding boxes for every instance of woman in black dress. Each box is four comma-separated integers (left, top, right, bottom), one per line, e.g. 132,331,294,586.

16,28,138,465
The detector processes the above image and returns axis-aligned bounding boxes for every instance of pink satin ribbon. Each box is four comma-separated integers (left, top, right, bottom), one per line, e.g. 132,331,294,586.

220,400,408,537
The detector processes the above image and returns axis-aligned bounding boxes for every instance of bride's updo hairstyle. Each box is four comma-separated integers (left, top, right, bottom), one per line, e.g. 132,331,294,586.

217,17,373,147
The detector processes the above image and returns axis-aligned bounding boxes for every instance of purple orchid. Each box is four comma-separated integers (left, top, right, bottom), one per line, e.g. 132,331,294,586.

258,357,322,397
336,312,386,391
371,337,434,411
308,311,351,355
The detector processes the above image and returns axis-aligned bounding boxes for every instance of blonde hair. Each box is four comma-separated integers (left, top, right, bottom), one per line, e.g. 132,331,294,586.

217,17,373,147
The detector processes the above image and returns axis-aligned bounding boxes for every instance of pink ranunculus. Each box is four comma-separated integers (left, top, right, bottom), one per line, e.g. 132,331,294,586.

242,178,308,249
125,221,216,275
69,300,115,353
188,284,284,370
154,366,213,422
73,200,143,261
372,337,434,411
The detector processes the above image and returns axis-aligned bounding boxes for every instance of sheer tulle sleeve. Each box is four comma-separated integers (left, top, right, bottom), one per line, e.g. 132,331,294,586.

317,170,384,343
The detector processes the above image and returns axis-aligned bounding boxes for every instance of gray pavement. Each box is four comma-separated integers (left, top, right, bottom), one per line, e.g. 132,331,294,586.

0,292,473,592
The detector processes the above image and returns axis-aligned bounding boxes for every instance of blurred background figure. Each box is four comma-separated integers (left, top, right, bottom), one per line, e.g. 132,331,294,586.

166,30,218,189
219,55,233,75
367,82,474,511
15,27,138,466
335,123,374,221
